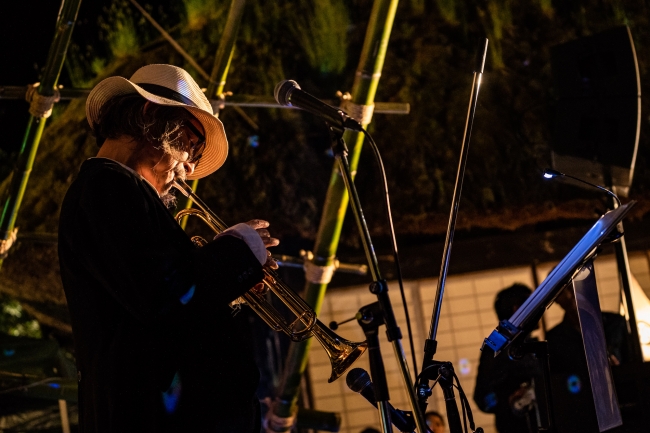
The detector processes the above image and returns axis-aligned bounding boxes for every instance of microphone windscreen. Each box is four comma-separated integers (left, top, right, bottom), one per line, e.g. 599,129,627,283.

346,368,371,393
274,80,300,106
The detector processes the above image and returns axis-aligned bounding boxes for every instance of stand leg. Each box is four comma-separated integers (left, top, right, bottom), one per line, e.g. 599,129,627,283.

438,364,463,433
518,341,553,432
332,131,426,432
359,302,393,433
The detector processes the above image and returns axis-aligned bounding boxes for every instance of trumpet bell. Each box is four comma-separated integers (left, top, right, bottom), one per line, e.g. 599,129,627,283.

311,321,368,383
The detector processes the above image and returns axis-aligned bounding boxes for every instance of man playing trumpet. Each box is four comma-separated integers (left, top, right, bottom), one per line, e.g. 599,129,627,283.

58,64,277,432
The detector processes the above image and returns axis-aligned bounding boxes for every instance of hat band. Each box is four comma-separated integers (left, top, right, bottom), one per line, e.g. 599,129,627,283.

135,83,198,108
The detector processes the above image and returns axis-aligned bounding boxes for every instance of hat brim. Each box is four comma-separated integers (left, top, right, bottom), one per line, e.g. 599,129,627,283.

86,76,227,180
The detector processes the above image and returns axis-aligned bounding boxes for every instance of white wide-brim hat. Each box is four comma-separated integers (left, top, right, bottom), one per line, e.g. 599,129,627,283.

86,64,227,180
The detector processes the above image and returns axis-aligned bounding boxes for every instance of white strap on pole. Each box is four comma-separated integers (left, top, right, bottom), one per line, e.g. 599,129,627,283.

302,251,338,284
0,228,18,258
25,83,61,118
338,91,375,125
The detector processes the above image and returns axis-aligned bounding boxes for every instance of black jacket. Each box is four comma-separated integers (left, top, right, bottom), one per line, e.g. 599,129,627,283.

58,158,264,432
474,344,539,433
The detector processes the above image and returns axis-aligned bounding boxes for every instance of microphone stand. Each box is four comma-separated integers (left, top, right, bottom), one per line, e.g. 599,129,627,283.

327,127,427,433
416,38,489,433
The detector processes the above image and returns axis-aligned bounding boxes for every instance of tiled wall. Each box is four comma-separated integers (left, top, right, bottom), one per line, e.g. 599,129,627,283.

307,250,650,433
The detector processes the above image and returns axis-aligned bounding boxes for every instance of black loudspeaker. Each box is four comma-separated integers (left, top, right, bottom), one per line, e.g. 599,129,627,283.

550,26,641,196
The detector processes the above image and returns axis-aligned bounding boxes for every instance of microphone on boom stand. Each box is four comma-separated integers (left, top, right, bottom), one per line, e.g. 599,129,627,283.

346,368,416,433
273,80,363,132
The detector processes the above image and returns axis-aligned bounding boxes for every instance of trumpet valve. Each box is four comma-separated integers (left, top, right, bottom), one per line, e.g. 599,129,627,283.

251,282,268,295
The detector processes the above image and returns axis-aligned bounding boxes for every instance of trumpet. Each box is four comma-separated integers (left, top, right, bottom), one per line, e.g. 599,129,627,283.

173,179,367,382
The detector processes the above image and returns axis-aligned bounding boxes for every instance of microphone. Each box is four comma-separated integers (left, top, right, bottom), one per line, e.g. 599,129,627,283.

274,80,363,132
542,168,622,207
346,368,416,433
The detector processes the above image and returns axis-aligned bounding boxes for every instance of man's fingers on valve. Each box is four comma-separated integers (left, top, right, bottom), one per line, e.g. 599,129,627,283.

246,220,280,248
265,255,279,270
245,219,270,230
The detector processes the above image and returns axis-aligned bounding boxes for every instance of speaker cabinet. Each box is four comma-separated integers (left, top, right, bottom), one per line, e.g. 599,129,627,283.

550,26,640,196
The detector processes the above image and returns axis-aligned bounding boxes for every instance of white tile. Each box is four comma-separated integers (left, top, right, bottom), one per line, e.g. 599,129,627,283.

473,275,505,294
450,312,481,330
445,278,476,298
479,310,499,327
346,407,380,429
328,289,363,314
343,392,374,410
452,328,483,347
448,297,479,315
476,293,496,312
419,279,440,301
314,395,345,413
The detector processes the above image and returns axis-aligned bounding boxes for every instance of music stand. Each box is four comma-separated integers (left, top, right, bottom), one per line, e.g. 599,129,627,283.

483,202,635,431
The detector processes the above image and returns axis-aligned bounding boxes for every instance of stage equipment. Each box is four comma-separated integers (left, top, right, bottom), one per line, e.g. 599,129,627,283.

542,167,644,365
483,202,634,432
483,203,634,355
273,79,428,432
347,368,415,433
173,179,367,383
550,26,641,197
274,80,363,132
415,38,489,433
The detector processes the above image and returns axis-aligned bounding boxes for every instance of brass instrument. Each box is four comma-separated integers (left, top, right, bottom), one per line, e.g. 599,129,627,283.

173,179,367,382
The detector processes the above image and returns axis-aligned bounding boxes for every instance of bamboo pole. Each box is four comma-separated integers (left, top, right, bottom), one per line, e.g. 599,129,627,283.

179,0,246,226
270,0,400,429
0,0,82,268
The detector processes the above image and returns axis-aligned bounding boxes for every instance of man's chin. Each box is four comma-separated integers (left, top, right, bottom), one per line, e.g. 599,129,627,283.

161,175,185,208
161,190,178,209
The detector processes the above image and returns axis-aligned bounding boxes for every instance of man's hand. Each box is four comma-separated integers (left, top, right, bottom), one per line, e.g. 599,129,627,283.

215,220,280,268
244,220,280,269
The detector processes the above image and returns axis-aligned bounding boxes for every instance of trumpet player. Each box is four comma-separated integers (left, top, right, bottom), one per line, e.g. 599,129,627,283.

58,64,278,432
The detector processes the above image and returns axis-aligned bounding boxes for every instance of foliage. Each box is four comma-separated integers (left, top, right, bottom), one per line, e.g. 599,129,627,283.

288,0,351,75
101,0,140,59
182,0,228,30
0,294,42,338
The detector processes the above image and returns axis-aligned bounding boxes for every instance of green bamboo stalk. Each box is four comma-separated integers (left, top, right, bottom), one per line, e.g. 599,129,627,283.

0,0,82,267
179,0,246,226
271,0,400,428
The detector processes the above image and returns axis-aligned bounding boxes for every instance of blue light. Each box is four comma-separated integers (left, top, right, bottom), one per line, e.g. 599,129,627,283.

48,383,61,389
162,372,182,414
567,374,582,394
3,349,15,357
543,172,553,179
459,358,471,375
180,285,195,305
247,135,259,148
484,392,498,410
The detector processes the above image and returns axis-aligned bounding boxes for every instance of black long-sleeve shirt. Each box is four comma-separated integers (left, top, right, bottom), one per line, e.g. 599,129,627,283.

59,158,264,432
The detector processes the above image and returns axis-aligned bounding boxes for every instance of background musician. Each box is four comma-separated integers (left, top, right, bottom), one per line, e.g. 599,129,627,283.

474,284,539,433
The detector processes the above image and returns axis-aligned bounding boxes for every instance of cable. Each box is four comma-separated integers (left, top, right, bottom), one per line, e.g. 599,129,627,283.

361,127,418,380
453,371,479,433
